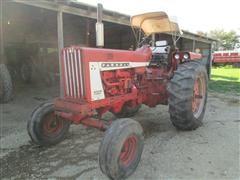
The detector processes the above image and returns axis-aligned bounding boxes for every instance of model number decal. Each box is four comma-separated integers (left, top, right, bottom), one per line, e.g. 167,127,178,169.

101,63,130,68
93,90,103,95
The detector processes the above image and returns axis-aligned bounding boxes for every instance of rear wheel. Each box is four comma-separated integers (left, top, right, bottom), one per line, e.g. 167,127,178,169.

0,64,13,103
168,61,208,130
27,103,70,146
99,118,144,179
20,63,32,83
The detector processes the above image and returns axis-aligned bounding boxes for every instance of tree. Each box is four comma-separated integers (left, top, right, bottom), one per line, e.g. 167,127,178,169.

208,30,239,50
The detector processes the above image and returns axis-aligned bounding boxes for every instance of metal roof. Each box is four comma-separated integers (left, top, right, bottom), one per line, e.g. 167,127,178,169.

12,0,217,44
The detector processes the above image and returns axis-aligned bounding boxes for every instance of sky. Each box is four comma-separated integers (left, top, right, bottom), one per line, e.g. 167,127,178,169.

77,0,240,34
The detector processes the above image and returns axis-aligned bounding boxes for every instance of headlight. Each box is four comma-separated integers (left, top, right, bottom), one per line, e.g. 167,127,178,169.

183,53,190,59
174,53,180,60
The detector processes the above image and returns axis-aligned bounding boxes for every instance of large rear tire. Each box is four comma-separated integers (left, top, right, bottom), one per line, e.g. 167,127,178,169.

99,118,144,179
27,103,70,146
168,61,208,130
20,63,32,83
0,64,13,103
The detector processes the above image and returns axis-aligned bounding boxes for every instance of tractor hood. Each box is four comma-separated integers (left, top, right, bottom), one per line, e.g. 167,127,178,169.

130,12,180,35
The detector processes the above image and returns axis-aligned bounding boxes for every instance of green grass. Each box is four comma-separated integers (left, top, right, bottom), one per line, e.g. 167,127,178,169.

209,66,240,94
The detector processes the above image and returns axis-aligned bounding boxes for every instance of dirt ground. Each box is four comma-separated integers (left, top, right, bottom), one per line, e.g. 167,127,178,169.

0,84,239,179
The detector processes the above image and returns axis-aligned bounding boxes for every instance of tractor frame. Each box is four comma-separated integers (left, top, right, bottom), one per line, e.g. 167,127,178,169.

28,12,208,180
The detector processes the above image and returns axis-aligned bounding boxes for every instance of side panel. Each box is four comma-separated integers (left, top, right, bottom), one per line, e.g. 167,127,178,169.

61,46,152,102
81,47,151,102
89,62,105,101
89,61,149,101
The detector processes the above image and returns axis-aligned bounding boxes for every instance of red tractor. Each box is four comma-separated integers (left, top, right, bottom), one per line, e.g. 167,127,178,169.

28,12,208,179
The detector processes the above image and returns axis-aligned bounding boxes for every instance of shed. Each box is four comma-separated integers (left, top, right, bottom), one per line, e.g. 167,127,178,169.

0,0,216,87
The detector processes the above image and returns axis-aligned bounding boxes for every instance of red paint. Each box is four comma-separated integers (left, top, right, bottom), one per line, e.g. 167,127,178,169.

119,135,138,167
43,113,64,136
55,110,109,130
54,45,197,130
192,78,200,113
189,52,203,60
173,52,202,63
213,51,240,64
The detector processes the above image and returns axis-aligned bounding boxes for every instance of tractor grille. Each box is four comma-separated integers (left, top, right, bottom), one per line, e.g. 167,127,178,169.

62,48,84,99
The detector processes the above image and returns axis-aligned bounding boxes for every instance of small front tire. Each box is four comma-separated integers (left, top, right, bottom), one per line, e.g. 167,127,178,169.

27,103,70,146
99,118,144,179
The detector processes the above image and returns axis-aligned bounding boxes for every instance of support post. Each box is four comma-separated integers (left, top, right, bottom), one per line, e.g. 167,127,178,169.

96,3,104,47
86,18,90,46
57,8,64,97
208,43,213,79
192,39,196,52
0,0,5,64
151,33,155,47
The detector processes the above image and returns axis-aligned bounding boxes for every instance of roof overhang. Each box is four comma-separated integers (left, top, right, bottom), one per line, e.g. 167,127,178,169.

11,0,130,25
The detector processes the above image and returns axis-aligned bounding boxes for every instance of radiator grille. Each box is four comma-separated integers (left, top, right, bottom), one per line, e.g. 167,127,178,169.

62,48,84,99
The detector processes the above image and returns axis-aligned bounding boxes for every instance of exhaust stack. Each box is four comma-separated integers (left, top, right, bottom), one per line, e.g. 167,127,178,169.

96,3,104,47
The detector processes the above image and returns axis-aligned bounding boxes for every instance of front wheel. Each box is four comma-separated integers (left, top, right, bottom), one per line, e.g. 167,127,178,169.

99,118,144,179
168,61,208,130
27,103,70,146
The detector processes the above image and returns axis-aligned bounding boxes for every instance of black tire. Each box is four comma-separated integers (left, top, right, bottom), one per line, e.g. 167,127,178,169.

27,103,71,146
20,63,32,83
99,118,144,180
113,105,141,118
0,64,13,103
167,61,208,130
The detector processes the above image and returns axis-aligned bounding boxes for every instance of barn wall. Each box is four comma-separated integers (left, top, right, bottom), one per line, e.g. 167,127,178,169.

104,22,135,49
5,2,57,46
3,1,213,85
3,2,136,85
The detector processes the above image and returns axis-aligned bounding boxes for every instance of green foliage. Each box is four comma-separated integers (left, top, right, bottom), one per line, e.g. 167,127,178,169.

208,30,239,50
209,67,240,95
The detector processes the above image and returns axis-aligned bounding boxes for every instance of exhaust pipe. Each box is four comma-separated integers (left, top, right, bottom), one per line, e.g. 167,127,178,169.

96,3,104,47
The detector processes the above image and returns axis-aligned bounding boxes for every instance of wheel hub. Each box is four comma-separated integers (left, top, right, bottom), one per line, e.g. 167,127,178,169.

119,135,137,167
43,113,63,136
192,75,206,118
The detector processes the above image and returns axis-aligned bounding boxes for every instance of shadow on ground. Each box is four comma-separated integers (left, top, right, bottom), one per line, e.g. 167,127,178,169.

0,106,172,179
209,80,240,94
